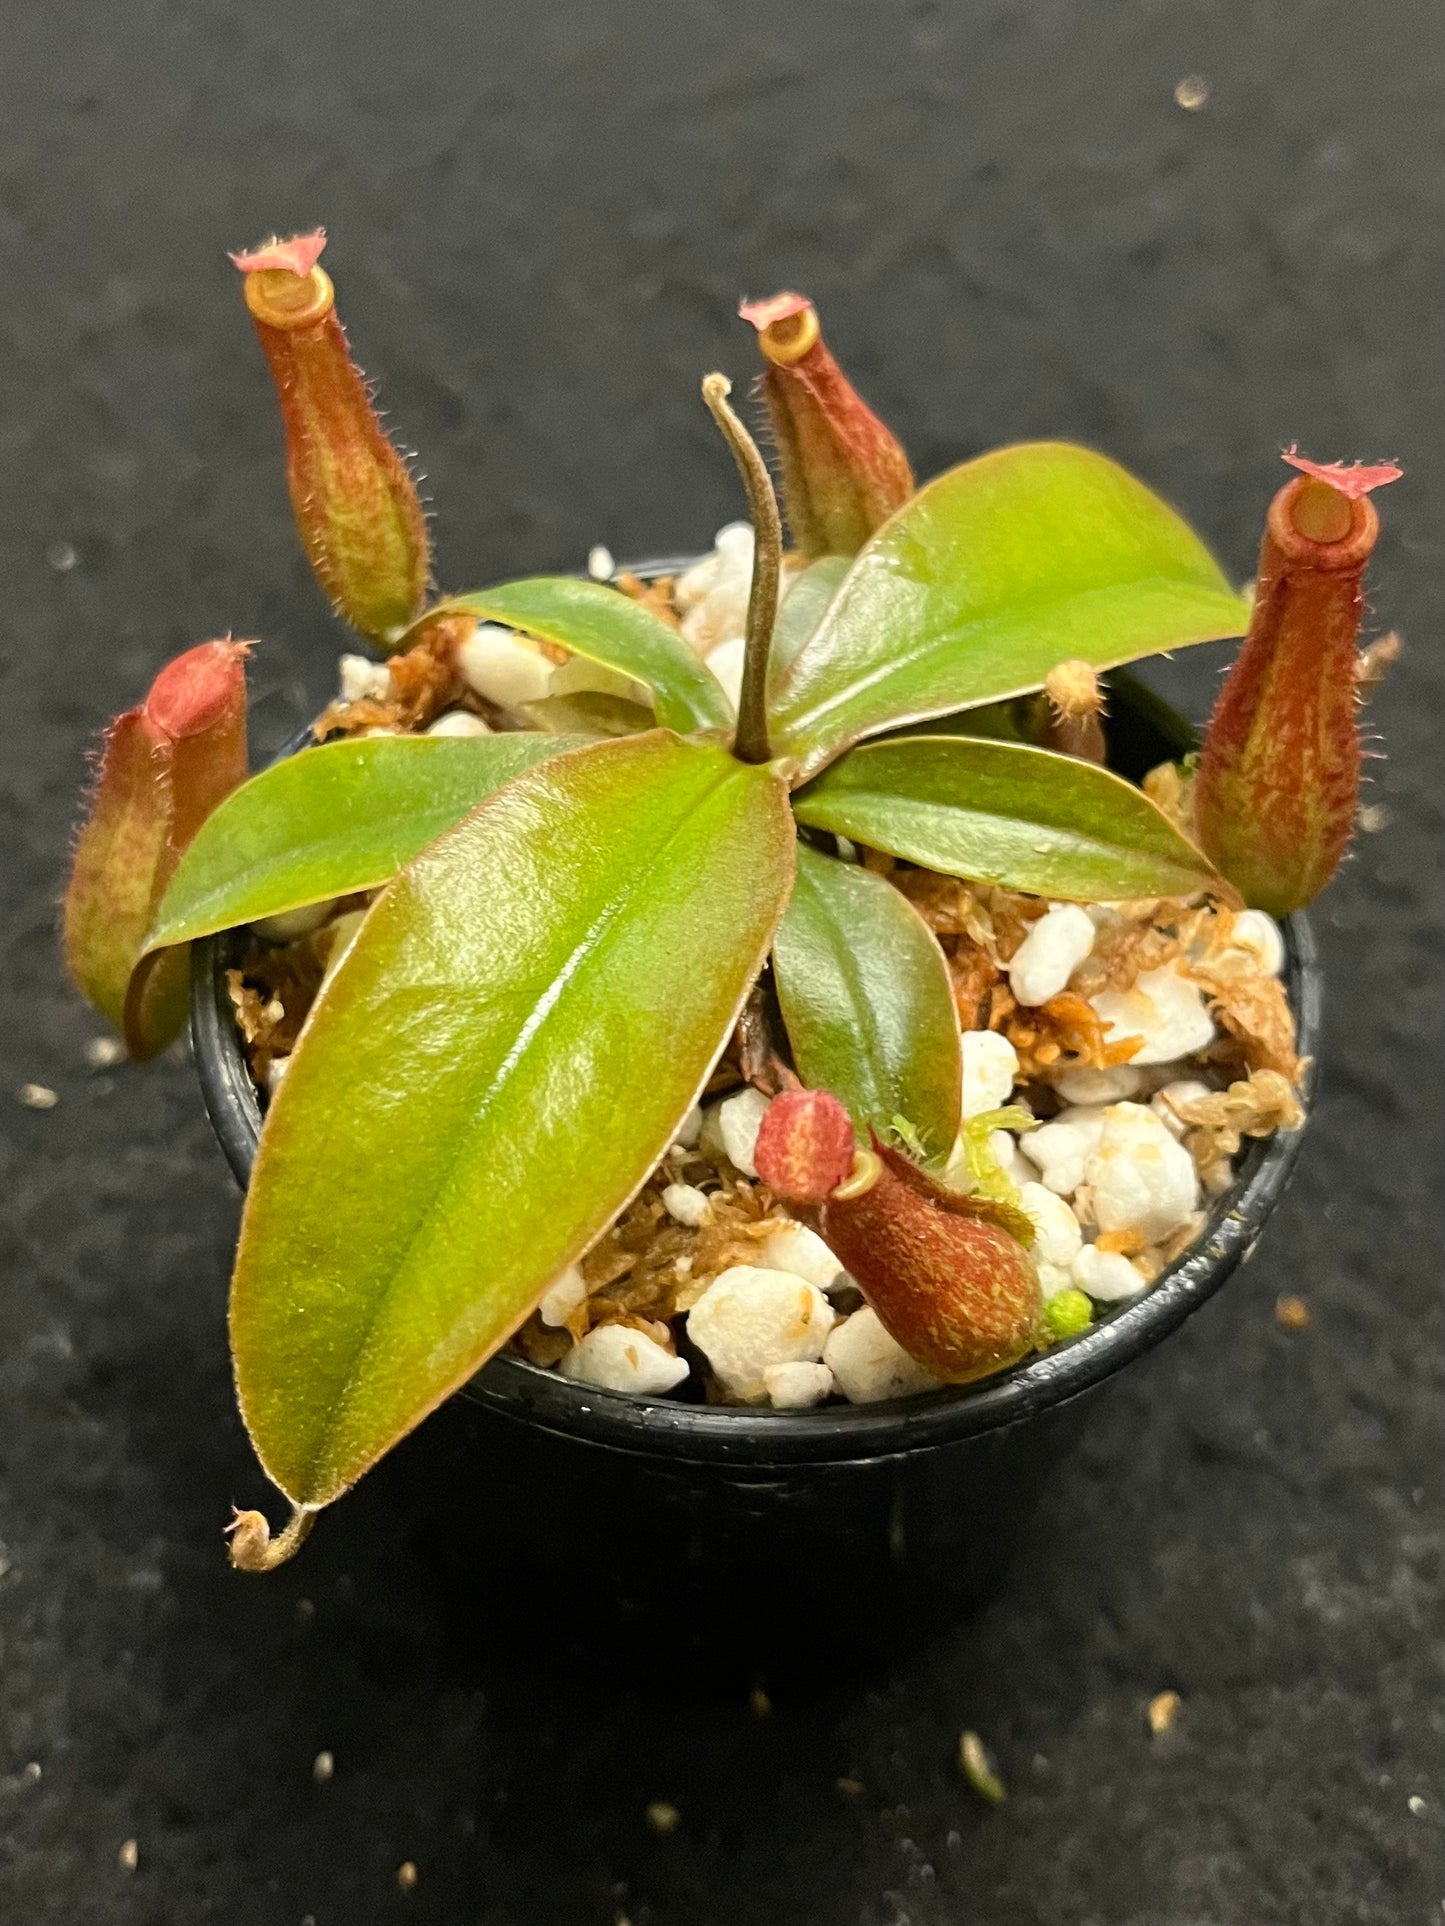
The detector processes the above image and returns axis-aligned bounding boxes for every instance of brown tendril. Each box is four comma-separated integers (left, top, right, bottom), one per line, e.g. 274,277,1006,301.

700,372,782,765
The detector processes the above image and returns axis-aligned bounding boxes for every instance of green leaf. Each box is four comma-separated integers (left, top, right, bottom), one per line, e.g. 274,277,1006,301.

769,555,851,682
522,692,658,738
145,733,591,950
773,844,960,1158
231,732,794,1507
792,735,1224,901
429,578,733,734
768,442,1251,776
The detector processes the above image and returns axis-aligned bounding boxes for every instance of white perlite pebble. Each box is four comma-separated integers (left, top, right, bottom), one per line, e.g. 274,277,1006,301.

426,710,492,737
686,1266,836,1404
587,543,615,581
712,1086,772,1177
677,524,755,656
675,521,754,602
539,1264,588,1327
961,1030,1020,1120
1229,909,1285,975
1051,1063,1146,1106
1084,1102,1200,1242
1151,1079,1215,1140
705,635,747,712
824,1307,942,1404
990,1128,1037,1189
764,1360,835,1409
672,553,715,615
1018,1181,1084,1267
1007,904,1095,1007
457,624,554,707
758,1221,845,1291
1021,1105,1109,1196
1090,963,1216,1065
560,1323,689,1395
1071,1245,1146,1302
1036,1260,1075,1301
338,653,390,702
672,1104,703,1149
661,1183,711,1228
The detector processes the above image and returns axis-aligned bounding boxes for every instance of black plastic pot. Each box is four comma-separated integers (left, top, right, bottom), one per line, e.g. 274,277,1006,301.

190,569,1321,1662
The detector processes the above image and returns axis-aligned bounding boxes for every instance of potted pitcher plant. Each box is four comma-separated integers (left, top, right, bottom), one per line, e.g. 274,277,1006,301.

62,232,1399,1629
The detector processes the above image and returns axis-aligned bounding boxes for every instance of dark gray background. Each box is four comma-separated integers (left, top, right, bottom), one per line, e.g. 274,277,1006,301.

1,2,1441,1921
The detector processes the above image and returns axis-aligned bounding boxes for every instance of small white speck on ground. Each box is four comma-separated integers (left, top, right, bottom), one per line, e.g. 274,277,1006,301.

22,1761,42,1783
588,544,616,581
312,1750,334,1784
47,540,79,572
1408,1793,1427,1817
1359,802,1390,833
646,1800,681,1835
19,1083,59,1110
1174,74,1210,110
396,1860,419,1894
85,1036,126,1070
959,1730,1006,1803
1147,1689,1183,1736
118,1838,139,1873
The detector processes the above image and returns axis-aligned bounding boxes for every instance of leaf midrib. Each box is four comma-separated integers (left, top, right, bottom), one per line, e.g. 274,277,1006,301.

801,788,1201,881
152,737,595,947
298,755,752,1492
154,811,454,942
793,859,893,1125
776,571,1243,743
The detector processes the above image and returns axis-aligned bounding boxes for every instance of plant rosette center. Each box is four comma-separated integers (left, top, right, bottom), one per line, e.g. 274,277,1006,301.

186,535,1304,1448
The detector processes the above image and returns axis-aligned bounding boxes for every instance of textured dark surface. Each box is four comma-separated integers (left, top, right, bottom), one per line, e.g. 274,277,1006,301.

1,1,1441,1921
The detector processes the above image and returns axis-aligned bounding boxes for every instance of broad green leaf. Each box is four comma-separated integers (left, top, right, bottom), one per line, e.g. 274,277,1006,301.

769,555,851,682
522,692,658,737
426,578,733,734
145,733,590,950
773,844,961,1158
793,735,1224,901
769,442,1251,777
231,732,794,1507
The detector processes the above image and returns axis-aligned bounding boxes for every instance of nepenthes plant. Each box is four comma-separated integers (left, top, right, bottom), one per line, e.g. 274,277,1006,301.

62,233,1400,1568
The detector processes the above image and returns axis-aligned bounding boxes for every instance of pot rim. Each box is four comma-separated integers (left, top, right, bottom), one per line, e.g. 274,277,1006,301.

189,557,1321,1467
